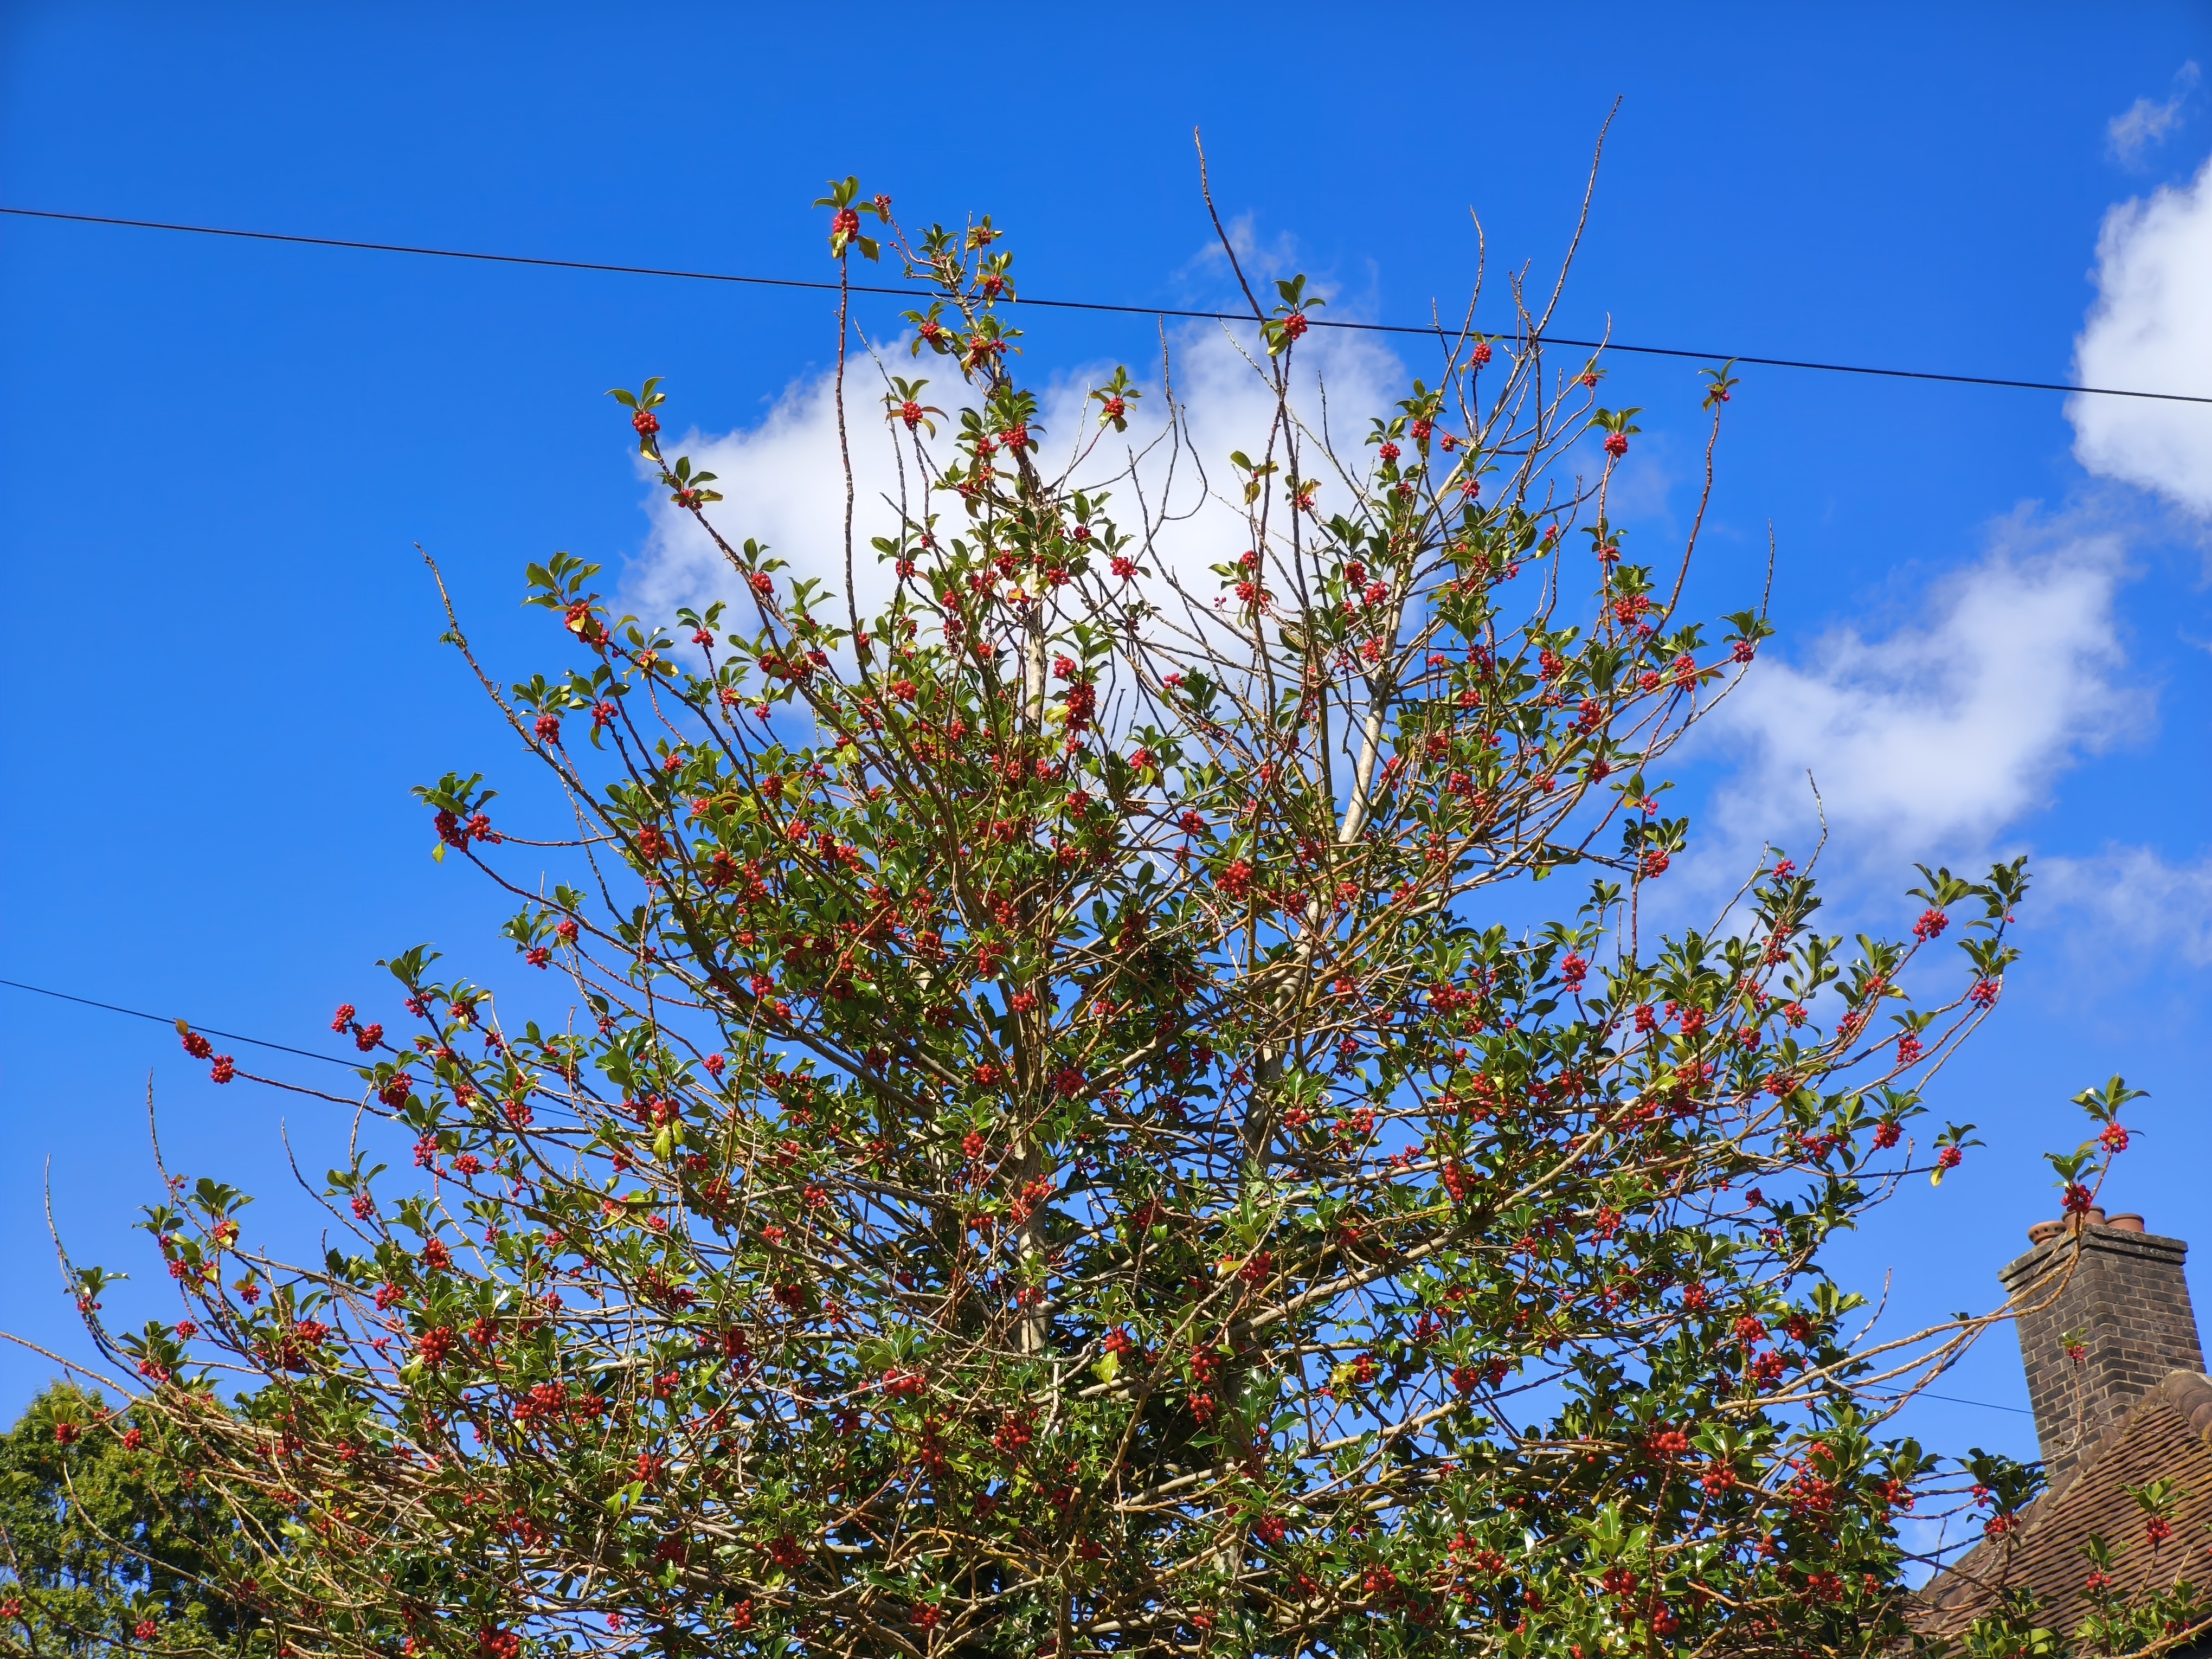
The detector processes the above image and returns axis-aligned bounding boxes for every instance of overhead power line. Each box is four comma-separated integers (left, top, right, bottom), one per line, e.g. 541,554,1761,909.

1911,1391,2034,1417
0,975,353,1067
4,203,2207,407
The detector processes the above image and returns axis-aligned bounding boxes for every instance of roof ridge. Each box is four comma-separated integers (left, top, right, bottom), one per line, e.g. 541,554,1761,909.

2158,1367,2212,1441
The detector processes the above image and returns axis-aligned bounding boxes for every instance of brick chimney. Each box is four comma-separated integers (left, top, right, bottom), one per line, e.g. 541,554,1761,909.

2000,1210,2204,1494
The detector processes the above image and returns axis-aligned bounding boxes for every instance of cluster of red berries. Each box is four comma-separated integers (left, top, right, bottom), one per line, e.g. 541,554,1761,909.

177,1025,236,1084
434,809,499,849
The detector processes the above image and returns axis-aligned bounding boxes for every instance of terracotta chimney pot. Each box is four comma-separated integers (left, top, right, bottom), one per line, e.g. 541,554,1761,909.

2027,1207,2106,1244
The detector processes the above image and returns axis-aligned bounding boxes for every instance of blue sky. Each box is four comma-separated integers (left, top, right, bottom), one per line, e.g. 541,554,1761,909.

3,1,2210,1495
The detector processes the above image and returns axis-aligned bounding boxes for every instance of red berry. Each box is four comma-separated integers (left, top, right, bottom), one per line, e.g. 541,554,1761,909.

632,410,659,437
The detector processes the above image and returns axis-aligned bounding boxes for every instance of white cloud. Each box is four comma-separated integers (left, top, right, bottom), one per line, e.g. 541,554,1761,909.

624,350,921,634
621,317,1408,636
2041,844,2212,967
2106,62,2200,166
1705,512,2139,865
1184,211,1306,288
1153,317,1405,575
636,325,2148,894
2069,149,2212,517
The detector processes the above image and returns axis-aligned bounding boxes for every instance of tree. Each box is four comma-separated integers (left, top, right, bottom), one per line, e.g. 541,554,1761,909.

0,1384,262,1655
56,168,2119,1659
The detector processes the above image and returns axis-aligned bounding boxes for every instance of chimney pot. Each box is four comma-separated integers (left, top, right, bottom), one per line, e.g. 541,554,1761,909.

2106,1213,2146,1233
2027,1208,2105,1244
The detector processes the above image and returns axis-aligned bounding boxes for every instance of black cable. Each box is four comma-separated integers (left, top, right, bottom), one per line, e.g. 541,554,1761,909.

0,975,354,1066
1914,1391,2034,1416
4,204,2205,406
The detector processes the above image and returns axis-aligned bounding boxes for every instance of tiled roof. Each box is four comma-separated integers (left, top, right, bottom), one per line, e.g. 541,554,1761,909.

1920,1371,2212,1641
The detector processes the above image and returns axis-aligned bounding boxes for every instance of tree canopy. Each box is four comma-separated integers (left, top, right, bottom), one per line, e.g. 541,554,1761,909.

0,1384,260,1656
42,175,2158,1659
